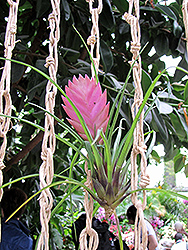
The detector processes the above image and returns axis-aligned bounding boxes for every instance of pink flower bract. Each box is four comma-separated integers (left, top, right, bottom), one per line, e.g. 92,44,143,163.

62,74,110,141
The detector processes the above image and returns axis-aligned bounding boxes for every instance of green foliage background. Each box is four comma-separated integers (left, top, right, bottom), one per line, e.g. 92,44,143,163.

0,0,188,249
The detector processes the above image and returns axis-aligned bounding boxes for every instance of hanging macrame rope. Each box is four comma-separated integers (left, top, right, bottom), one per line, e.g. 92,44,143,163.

79,162,99,250
37,0,60,249
79,1,103,249
0,0,19,200
87,0,103,79
124,0,150,249
182,0,188,54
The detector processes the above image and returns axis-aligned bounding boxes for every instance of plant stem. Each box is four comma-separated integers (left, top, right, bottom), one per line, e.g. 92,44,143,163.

114,210,124,250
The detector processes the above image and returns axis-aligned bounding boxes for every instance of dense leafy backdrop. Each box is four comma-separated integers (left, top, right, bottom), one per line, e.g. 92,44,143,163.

0,0,188,249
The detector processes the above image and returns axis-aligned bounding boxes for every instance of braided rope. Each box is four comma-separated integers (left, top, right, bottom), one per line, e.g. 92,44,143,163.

124,1,150,249
0,0,19,199
86,0,103,79
182,0,188,53
79,1,103,249
37,1,60,249
79,162,99,250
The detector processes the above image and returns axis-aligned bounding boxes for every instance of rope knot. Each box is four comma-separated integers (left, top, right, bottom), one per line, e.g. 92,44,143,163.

0,159,6,170
123,13,133,25
48,13,55,21
139,174,150,189
7,0,14,6
80,228,99,250
87,35,96,45
41,151,47,161
10,25,17,35
0,126,5,137
128,60,139,68
130,42,140,53
135,200,143,211
45,56,55,68
93,58,99,69
3,89,9,96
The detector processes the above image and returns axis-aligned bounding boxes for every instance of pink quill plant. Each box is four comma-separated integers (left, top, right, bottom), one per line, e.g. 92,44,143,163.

62,74,110,141
62,74,131,213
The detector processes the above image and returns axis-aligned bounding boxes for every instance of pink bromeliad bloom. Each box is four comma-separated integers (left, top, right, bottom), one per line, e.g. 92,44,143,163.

62,74,110,141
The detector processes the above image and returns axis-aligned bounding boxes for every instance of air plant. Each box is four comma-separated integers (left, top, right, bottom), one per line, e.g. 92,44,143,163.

61,71,159,217
0,55,164,216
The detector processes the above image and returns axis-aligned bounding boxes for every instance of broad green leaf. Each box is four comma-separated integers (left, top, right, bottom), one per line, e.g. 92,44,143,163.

169,111,188,141
19,0,32,11
157,91,181,101
184,163,188,177
50,228,64,247
150,16,165,29
145,131,156,159
60,48,80,63
164,142,179,162
151,108,169,142
58,56,69,76
141,69,152,95
155,4,177,21
174,153,185,173
155,97,173,114
62,0,71,21
27,80,46,101
150,64,159,80
36,0,51,18
169,2,182,18
100,39,114,72
11,62,25,83
184,80,188,104
100,0,115,30
151,150,160,163
174,56,188,82
119,22,130,35
172,82,186,92
112,0,129,13
173,20,182,38
154,33,169,56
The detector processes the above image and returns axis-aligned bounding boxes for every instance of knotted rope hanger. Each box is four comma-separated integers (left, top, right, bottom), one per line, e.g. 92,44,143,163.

124,0,150,248
79,1,103,249
37,0,60,249
87,0,102,79
0,0,19,200
79,162,99,250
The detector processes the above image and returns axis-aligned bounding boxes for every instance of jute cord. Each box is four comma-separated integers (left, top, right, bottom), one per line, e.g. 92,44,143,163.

38,0,60,249
79,1,103,249
87,0,103,79
0,0,19,200
79,162,99,250
124,0,150,249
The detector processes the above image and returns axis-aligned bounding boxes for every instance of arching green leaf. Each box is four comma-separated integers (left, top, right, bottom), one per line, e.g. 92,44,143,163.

100,39,114,72
174,153,185,173
155,4,177,21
